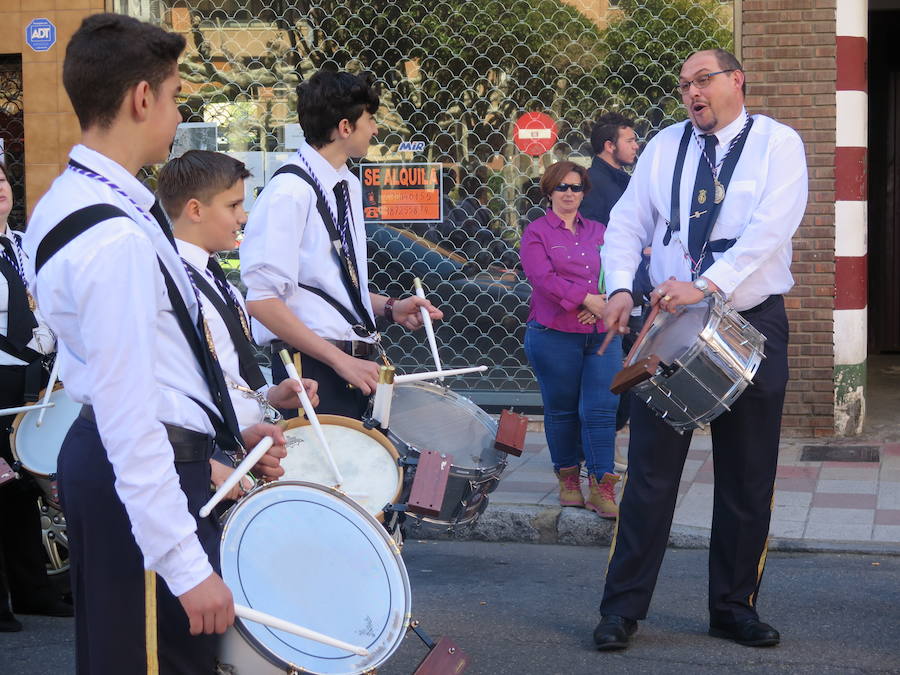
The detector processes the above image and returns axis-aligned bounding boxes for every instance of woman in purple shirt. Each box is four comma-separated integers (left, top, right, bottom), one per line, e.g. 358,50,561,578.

521,161,622,518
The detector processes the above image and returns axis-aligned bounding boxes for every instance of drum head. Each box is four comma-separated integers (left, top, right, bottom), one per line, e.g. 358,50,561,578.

279,416,402,518
10,387,80,477
389,381,500,472
221,481,410,675
633,300,712,366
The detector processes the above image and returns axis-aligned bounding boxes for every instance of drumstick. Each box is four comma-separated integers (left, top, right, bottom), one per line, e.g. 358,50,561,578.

234,603,369,657
199,436,273,518
36,357,61,427
0,402,55,417
393,365,487,384
413,278,442,377
279,350,344,486
622,304,661,365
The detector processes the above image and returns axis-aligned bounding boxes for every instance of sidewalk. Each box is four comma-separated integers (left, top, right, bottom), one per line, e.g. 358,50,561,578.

411,429,900,555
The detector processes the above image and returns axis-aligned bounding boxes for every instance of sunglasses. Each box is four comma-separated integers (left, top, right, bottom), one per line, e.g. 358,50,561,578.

553,183,584,193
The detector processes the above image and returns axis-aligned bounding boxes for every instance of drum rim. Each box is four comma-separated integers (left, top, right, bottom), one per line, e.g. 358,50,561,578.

629,296,719,369
388,380,505,475
219,480,412,674
280,415,404,520
9,384,73,477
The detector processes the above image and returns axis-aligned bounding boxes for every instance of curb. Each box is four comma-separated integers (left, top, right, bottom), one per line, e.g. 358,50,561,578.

405,504,900,556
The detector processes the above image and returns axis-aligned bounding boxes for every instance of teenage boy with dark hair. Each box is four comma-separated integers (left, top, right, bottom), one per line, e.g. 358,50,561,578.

240,70,443,419
158,150,320,496
23,14,286,673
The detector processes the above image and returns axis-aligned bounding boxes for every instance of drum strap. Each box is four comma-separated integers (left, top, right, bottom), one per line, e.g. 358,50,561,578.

663,117,755,266
185,266,267,391
271,164,377,337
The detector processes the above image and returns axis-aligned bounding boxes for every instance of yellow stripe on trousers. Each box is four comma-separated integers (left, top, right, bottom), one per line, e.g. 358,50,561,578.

145,570,159,675
605,473,627,570
749,483,776,608
293,352,306,419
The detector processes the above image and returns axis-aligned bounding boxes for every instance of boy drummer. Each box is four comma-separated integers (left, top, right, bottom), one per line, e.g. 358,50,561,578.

157,149,321,495
239,70,443,420
24,14,286,673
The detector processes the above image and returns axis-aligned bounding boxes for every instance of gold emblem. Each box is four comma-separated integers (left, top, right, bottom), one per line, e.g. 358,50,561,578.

203,318,218,360
697,189,707,205
26,291,36,313
714,179,726,204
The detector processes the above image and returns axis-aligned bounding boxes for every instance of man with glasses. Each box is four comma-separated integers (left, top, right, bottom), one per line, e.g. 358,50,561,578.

594,49,808,650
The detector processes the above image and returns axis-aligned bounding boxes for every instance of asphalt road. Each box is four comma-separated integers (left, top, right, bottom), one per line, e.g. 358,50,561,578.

3,541,899,674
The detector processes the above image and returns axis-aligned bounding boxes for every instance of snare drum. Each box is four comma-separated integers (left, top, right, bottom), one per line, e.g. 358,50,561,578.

279,415,403,522
218,481,411,675
629,294,766,432
9,385,80,505
388,381,506,532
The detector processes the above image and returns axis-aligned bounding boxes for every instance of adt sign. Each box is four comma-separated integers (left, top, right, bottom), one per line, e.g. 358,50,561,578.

26,18,56,53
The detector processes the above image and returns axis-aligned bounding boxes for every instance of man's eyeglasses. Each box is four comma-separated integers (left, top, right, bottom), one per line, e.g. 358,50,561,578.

676,69,735,95
553,183,584,193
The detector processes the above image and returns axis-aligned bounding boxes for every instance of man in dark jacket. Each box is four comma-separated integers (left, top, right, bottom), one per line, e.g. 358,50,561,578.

581,112,639,225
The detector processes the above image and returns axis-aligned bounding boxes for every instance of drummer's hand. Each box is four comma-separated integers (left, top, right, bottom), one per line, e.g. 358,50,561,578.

392,296,443,330
334,353,379,395
602,291,634,335
652,277,718,313
268,377,319,409
179,572,234,635
210,458,254,501
241,422,287,482
576,308,597,325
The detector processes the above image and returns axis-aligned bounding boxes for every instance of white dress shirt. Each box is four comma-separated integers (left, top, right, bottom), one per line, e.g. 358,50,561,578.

0,225,54,365
23,145,221,597
240,141,375,345
604,109,809,311
176,239,268,430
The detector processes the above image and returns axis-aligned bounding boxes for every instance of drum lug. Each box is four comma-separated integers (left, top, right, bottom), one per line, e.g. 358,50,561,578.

400,456,418,468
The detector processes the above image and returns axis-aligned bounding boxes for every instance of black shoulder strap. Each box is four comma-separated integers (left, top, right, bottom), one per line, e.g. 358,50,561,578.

35,204,129,274
156,258,242,456
272,164,376,334
187,267,267,391
663,122,694,247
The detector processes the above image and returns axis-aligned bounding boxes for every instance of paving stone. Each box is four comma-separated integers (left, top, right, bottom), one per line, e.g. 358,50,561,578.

807,507,875,526
804,522,873,541
811,493,877,509
815,479,878,494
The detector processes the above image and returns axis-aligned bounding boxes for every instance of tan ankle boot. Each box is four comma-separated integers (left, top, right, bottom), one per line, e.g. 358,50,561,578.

587,472,620,519
556,465,584,507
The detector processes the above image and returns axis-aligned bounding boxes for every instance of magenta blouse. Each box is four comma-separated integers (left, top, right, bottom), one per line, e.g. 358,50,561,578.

520,208,606,334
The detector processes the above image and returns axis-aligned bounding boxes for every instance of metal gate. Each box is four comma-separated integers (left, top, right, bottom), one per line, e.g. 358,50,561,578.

115,0,734,409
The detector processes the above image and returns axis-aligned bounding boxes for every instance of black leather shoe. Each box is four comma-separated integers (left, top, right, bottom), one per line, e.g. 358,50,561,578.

0,611,22,632
709,618,780,647
593,615,638,650
12,599,74,618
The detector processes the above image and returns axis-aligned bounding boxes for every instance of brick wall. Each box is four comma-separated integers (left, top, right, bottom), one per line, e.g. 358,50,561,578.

741,0,837,437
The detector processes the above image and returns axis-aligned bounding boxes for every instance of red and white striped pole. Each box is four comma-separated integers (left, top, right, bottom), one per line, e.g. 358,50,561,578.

834,0,867,435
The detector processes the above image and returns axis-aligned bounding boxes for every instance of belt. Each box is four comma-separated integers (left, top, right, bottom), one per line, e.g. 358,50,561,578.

739,294,782,316
79,405,216,463
272,339,374,359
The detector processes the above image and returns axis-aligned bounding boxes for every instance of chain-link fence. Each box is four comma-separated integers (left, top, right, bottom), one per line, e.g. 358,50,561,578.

0,54,25,230
115,0,734,409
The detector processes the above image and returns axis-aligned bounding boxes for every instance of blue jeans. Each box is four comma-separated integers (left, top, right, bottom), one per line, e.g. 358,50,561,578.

524,321,621,480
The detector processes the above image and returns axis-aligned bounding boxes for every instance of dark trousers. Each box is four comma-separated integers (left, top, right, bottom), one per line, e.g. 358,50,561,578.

601,296,788,625
271,347,370,420
0,365,57,614
59,416,220,674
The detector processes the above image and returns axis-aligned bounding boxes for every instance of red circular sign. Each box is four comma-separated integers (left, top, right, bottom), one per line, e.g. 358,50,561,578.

514,112,558,156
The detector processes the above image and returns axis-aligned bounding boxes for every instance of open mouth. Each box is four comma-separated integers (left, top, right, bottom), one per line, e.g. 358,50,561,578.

692,102,708,114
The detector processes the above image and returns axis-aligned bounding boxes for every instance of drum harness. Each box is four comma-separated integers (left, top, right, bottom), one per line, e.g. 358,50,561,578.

271,162,391,367
662,116,754,279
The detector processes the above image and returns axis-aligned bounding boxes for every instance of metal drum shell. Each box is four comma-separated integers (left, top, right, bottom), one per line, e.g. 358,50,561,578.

217,480,411,675
386,381,506,531
630,295,766,432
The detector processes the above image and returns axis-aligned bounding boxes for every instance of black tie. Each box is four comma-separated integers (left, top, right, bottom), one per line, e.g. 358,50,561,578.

1,236,37,349
150,200,178,250
687,134,718,269
332,181,360,288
